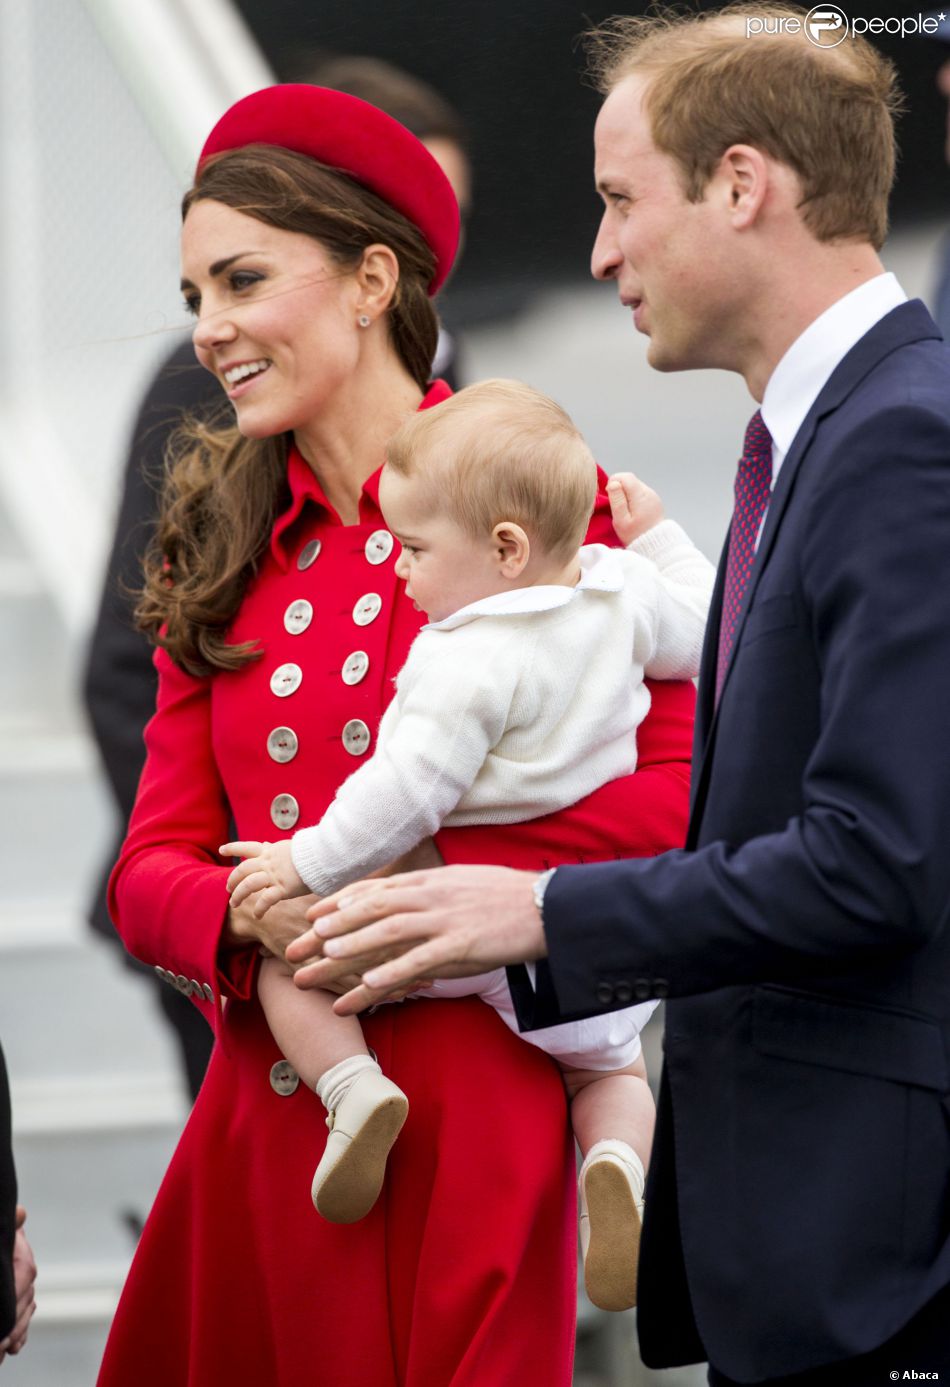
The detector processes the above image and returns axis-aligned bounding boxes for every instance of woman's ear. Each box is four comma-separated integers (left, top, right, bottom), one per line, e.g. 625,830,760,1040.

492,522,531,579
355,243,400,323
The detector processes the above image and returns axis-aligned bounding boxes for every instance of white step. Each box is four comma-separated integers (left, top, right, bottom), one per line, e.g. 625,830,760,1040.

0,733,116,909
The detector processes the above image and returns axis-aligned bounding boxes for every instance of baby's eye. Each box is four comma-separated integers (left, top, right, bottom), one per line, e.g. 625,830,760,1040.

401,544,417,556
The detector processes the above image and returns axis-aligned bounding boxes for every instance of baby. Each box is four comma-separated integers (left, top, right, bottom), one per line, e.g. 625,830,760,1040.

222,379,714,1311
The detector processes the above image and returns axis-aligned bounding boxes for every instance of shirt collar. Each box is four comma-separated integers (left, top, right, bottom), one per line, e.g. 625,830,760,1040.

426,544,623,630
761,272,908,466
269,378,453,569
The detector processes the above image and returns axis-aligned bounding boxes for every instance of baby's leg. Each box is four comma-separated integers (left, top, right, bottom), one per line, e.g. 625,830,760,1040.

563,1055,655,1314
258,956,408,1224
258,953,369,1089
563,1053,655,1169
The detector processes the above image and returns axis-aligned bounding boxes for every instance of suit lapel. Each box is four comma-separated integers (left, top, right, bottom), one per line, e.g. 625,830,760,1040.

686,300,941,843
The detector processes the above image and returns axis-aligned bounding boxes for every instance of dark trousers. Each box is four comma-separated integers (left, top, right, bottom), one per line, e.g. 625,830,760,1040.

708,1280,950,1385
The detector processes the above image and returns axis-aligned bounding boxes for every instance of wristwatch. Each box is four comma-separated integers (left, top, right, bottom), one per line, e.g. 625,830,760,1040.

532,867,557,921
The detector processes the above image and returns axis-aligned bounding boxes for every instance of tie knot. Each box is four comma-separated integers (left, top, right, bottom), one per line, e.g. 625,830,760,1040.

742,409,772,464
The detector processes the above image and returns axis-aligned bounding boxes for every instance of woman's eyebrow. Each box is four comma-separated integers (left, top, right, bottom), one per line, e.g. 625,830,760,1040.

179,251,263,291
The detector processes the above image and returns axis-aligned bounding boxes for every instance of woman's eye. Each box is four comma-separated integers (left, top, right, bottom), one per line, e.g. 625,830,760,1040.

183,294,200,317
230,271,263,292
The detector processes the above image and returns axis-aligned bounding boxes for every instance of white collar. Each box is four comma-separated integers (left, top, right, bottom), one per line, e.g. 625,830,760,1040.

426,544,623,630
761,272,907,463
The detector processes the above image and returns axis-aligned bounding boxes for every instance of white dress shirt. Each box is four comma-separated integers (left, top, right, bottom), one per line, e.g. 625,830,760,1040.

757,272,907,541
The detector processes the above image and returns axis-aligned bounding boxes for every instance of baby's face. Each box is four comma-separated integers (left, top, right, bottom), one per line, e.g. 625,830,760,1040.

379,466,507,624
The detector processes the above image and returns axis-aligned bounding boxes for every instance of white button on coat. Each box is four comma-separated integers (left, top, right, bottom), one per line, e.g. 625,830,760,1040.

271,793,300,829
297,539,322,570
284,599,313,635
267,727,299,763
365,530,394,565
270,663,303,698
269,1060,300,1096
341,651,370,686
352,594,382,627
342,719,371,756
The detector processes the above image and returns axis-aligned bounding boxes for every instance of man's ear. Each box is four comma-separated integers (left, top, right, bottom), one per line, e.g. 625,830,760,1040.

718,144,770,229
492,521,531,578
355,243,400,323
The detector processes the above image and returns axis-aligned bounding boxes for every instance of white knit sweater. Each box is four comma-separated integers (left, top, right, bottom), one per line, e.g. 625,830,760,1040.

291,521,714,896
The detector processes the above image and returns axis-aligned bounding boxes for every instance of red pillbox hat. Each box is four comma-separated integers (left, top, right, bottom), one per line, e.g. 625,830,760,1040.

198,84,460,294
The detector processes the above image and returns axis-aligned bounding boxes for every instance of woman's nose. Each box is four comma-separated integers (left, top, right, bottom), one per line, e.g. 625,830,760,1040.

192,303,238,355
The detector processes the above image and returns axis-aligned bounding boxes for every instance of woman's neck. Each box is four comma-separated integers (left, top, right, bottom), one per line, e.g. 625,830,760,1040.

294,357,424,525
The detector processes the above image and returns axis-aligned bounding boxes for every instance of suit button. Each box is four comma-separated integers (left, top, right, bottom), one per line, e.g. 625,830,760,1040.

634,978,652,1001
297,539,322,570
270,663,303,698
269,1060,300,1096
342,719,371,757
352,593,382,626
596,981,615,1005
614,982,633,1004
365,530,394,565
271,794,300,830
267,726,299,763
284,599,313,635
341,651,370,686
654,978,670,999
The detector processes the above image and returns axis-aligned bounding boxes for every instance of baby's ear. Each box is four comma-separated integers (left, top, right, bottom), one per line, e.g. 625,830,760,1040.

492,521,531,576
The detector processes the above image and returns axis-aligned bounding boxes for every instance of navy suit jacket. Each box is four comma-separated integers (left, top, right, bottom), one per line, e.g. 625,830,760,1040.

525,301,950,1380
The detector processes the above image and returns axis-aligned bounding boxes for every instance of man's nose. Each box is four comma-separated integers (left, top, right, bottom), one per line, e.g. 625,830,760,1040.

591,215,621,281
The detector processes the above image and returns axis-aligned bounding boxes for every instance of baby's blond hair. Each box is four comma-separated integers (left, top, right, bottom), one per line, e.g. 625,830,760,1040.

385,379,597,561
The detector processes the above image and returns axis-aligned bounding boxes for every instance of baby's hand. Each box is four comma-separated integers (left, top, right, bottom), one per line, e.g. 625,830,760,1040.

607,471,665,545
221,839,308,918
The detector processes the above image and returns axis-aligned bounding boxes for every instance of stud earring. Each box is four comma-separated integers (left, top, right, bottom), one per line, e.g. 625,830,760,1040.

358,314,371,328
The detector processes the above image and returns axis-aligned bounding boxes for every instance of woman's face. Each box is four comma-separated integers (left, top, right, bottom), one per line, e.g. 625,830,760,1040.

180,200,362,438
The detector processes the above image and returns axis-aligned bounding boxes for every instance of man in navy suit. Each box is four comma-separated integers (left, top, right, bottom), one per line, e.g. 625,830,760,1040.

297,7,950,1382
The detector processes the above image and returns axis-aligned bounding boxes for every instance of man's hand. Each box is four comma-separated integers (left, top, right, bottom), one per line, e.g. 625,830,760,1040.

0,1208,36,1363
607,471,665,545
289,865,546,1014
221,839,307,919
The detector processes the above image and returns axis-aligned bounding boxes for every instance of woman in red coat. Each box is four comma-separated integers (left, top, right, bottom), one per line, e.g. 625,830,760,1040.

99,86,695,1387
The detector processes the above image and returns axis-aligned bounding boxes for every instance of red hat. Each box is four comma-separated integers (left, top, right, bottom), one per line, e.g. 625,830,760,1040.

198,84,459,295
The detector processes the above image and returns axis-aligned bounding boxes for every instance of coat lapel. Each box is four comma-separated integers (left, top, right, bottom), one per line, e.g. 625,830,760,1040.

687,300,941,843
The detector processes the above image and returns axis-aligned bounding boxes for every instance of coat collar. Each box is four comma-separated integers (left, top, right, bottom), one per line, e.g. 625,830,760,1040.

269,378,452,569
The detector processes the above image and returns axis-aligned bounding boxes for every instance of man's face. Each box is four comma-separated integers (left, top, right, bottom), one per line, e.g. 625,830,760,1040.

591,75,730,373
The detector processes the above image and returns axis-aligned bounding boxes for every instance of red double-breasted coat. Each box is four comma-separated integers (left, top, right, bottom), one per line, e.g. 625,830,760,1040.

100,381,694,1386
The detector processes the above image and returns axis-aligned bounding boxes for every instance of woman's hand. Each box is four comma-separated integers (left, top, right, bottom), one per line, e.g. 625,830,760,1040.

225,893,368,996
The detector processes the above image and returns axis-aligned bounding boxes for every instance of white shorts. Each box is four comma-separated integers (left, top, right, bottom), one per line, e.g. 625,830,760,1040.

412,969,657,1071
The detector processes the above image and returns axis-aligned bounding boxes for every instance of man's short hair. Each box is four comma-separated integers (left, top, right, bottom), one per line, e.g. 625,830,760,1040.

385,379,598,562
585,3,902,250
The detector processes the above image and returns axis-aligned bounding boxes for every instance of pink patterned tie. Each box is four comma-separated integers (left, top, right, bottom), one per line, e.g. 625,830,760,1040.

715,410,773,701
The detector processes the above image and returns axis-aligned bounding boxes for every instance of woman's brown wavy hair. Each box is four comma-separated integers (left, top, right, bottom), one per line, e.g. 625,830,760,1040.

136,145,439,677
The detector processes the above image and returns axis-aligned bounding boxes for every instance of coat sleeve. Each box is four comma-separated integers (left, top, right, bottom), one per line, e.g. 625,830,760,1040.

436,474,695,873
541,404,950,1016
0,1042,15,1342
108,649,252,1033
